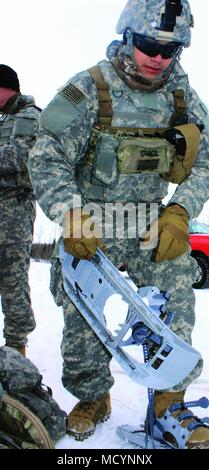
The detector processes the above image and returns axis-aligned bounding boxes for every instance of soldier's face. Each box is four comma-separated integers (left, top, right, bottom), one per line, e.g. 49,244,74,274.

133,46,173,79
0,87,17,110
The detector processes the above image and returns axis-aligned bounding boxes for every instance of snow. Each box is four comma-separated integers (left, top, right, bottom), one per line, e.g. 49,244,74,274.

1,259,209,450
33,204,61,243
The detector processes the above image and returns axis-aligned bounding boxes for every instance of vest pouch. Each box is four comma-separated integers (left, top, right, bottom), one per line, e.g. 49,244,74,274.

0,117,15,147
117,137,174,174
92,133,119,187
163,123,201,184
13,115,38,138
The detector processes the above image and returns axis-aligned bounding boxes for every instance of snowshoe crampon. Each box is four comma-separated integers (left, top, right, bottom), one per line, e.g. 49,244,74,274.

117,424,170,449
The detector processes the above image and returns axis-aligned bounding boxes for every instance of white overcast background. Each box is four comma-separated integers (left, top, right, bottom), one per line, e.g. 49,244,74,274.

1,0,209,109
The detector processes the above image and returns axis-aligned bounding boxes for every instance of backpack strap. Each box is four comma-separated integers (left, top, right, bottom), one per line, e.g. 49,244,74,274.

0,393,54,448
88,65,112,127
31,104,42,112
170,89,188,126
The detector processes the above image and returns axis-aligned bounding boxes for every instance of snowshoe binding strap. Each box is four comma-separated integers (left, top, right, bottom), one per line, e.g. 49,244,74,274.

152,396,209,449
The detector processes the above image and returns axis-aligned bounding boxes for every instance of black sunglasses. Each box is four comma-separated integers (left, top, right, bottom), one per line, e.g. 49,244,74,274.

133,34,182,59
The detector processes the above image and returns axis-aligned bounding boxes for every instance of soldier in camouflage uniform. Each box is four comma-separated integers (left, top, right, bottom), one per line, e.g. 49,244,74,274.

29,0,209,447
0,65,40,357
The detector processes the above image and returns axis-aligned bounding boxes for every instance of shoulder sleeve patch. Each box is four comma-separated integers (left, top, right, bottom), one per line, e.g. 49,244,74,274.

59,83,86,104
41,90,87,137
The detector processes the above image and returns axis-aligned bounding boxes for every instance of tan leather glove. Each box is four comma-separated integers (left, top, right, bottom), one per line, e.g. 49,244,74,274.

63,209,104,259
153,204,189,262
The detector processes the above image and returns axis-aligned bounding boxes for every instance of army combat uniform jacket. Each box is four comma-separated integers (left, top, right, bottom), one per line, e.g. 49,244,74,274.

0,95,40,245
29,60,209,223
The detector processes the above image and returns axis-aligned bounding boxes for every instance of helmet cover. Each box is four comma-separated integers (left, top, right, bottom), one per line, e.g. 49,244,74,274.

116,0,193,47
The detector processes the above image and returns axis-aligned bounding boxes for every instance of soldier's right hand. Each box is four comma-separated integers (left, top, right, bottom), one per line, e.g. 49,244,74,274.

63,209,104,259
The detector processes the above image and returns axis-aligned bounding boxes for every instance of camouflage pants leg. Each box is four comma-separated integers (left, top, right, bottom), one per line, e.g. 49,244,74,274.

0,243,36,347
61,294,113,400
124,238,203,391
55,239,125,401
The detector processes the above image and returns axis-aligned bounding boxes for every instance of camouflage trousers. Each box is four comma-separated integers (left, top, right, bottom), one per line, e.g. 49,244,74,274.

0,243,36,347
51,237,202,400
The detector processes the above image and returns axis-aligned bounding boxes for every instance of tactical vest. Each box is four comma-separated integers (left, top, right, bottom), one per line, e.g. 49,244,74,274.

82,65,201,186
0,111,38,146
0,100,40,199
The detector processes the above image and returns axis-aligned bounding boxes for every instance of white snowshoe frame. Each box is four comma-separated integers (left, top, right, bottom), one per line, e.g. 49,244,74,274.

59,244,201,390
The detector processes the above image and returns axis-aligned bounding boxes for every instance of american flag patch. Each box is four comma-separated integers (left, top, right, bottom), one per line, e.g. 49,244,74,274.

59,83,86,104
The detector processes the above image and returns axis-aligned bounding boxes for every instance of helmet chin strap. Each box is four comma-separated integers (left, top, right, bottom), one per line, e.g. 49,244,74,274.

122,28,135,58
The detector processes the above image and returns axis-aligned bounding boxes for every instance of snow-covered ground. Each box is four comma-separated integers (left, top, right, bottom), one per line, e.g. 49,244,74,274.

0,259,209,450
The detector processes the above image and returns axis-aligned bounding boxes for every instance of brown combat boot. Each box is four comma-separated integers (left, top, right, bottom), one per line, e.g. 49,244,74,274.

153,391,209,449
67,392,111,440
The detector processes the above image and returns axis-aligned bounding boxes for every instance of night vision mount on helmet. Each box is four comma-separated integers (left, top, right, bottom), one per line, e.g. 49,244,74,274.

116,0,193,47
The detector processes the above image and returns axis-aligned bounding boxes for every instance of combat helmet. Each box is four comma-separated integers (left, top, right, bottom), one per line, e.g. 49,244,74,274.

116,0,193,47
